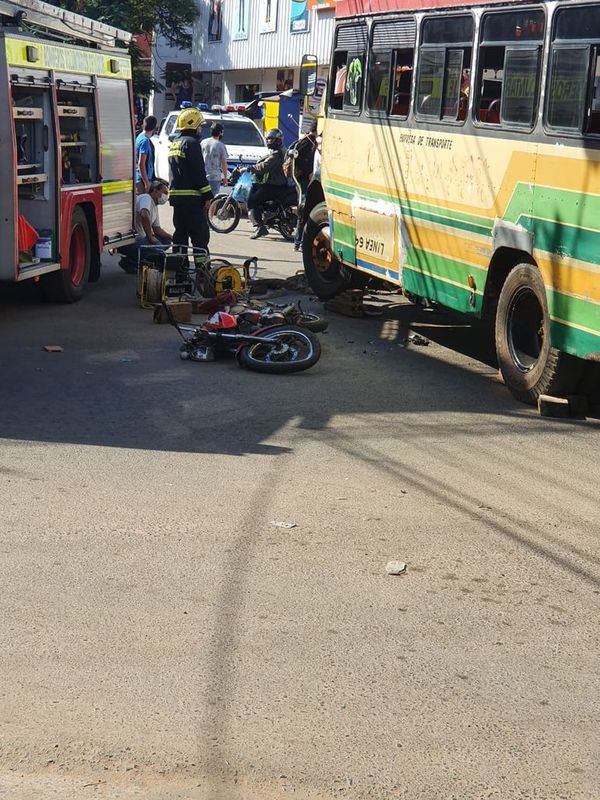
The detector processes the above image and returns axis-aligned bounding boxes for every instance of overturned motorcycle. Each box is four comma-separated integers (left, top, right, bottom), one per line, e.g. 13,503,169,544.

163,302,322,374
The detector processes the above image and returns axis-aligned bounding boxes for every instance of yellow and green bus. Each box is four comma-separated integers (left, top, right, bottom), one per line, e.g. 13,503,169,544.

300,0,600,403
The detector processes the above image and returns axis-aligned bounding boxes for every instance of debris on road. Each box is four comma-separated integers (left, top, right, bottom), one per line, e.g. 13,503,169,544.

325,289,365,318
385,561,407,575
407,333,430,346
42,345,63,353
270,521,297,529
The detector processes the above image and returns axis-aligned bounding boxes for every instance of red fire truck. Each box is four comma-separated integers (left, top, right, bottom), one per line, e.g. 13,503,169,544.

0,0,135,302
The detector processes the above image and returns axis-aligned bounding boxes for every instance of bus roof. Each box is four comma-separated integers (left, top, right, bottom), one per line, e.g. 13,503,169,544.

335,0,520,16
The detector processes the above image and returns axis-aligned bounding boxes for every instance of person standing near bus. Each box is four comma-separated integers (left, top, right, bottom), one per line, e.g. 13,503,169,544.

168,108,213,258
202,122,229,197
135,115,157,193
286,119,318,250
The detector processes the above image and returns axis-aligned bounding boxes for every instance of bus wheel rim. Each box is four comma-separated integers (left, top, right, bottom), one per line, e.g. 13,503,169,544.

70,225,87,287
312,225,334,275
507,286,544,373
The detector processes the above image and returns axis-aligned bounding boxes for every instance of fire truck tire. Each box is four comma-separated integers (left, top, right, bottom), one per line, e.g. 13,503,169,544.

302,202,367,300
495,263,584,404
41,207,91,303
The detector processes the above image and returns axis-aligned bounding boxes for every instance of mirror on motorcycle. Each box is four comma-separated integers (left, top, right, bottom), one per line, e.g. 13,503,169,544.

300,55,318,97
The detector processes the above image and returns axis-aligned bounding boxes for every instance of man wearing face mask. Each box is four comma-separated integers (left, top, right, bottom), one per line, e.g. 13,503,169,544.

117,179,172,273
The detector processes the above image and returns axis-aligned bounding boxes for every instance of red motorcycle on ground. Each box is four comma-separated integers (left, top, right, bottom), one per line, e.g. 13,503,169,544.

163,303,322,374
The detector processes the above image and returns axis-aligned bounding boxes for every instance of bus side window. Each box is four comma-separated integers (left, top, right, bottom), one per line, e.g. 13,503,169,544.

330,50,348,111
546,47,588,130
546,7,600,136
343,53,365,111
588,53,600,133
416,15,473,123
390,49,414,118
476,10,545,127
367,51,392,112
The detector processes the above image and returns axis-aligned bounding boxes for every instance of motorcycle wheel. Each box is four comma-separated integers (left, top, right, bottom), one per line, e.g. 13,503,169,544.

208,195,241,234
277,209,298,242
295,312,328,333
236,325,321,374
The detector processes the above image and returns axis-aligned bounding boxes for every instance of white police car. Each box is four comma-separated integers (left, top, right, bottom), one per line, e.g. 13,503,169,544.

154,109,268,183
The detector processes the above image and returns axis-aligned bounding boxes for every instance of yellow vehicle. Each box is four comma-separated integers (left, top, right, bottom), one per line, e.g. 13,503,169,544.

300,0,600,403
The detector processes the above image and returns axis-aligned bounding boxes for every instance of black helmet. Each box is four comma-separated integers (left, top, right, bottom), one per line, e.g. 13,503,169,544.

211,122,224,137
265,128,283,149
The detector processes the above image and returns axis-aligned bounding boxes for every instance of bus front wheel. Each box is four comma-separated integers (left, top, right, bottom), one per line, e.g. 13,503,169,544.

41,207,91,303
495,263,583,404
302,202,366,300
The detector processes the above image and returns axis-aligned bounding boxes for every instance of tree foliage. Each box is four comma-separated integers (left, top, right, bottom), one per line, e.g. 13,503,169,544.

51,0,200,95
55,0,198,49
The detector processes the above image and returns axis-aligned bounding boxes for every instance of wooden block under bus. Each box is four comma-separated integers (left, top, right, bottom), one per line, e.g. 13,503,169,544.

538,394,570,418
153,301,192,325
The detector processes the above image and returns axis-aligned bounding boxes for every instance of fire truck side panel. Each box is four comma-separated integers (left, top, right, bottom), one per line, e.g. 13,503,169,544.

9,63,61,280
0,40,17,280
55,73,103,271
96,77,135,244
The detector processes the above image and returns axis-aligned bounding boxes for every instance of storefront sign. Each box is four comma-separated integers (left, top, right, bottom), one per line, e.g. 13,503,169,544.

259,0,278,33
232,0,249,41
290,0,310,34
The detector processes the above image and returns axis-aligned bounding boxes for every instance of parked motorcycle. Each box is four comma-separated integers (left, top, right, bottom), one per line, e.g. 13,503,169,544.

163,303,321,374
208,168,298,240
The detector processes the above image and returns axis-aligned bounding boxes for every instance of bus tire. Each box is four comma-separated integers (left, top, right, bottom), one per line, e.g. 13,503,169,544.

495,263,583,404
41,207,90,303
302,202,366,300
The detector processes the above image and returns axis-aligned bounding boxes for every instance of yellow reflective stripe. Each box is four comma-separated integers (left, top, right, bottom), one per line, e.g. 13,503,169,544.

170,186,212,196
102,180,133,195
5,37,132,80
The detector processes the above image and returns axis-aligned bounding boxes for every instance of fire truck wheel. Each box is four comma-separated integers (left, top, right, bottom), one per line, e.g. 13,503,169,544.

41,207,91,303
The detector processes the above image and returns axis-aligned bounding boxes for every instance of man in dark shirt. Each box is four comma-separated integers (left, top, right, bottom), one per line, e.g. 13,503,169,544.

168,108,213,260
246,128,288,240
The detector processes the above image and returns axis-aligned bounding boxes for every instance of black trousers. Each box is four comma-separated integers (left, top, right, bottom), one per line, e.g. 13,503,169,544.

247,184,288,226
172,203,210,256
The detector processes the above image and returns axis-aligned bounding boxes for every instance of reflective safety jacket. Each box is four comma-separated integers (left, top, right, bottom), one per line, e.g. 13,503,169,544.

168,131,213,206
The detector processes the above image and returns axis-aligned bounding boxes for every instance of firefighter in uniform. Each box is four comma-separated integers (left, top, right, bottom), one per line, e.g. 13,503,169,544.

168,108,213,259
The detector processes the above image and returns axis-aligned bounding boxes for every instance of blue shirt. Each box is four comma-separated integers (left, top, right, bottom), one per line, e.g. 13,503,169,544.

135,132,155,184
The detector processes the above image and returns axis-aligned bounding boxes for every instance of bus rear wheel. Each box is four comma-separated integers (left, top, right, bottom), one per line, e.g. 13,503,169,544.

495,263,583,404
302,202,366,300
41,207,91,303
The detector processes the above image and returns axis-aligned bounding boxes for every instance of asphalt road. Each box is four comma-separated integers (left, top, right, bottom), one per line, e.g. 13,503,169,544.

1,222,599,800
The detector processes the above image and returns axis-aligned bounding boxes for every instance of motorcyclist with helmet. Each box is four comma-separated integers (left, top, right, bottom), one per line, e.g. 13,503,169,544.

168,107,213,259
245,128,288,240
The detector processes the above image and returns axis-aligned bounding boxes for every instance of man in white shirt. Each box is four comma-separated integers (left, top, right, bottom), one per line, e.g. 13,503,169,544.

201,123,229,197
118,179,172,273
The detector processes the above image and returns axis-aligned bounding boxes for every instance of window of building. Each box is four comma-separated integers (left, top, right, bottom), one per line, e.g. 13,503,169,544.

476,9,544,127
415,15,473,123
235,83,260,102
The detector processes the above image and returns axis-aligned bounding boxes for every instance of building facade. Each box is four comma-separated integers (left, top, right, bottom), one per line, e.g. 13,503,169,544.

191,1,335,105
